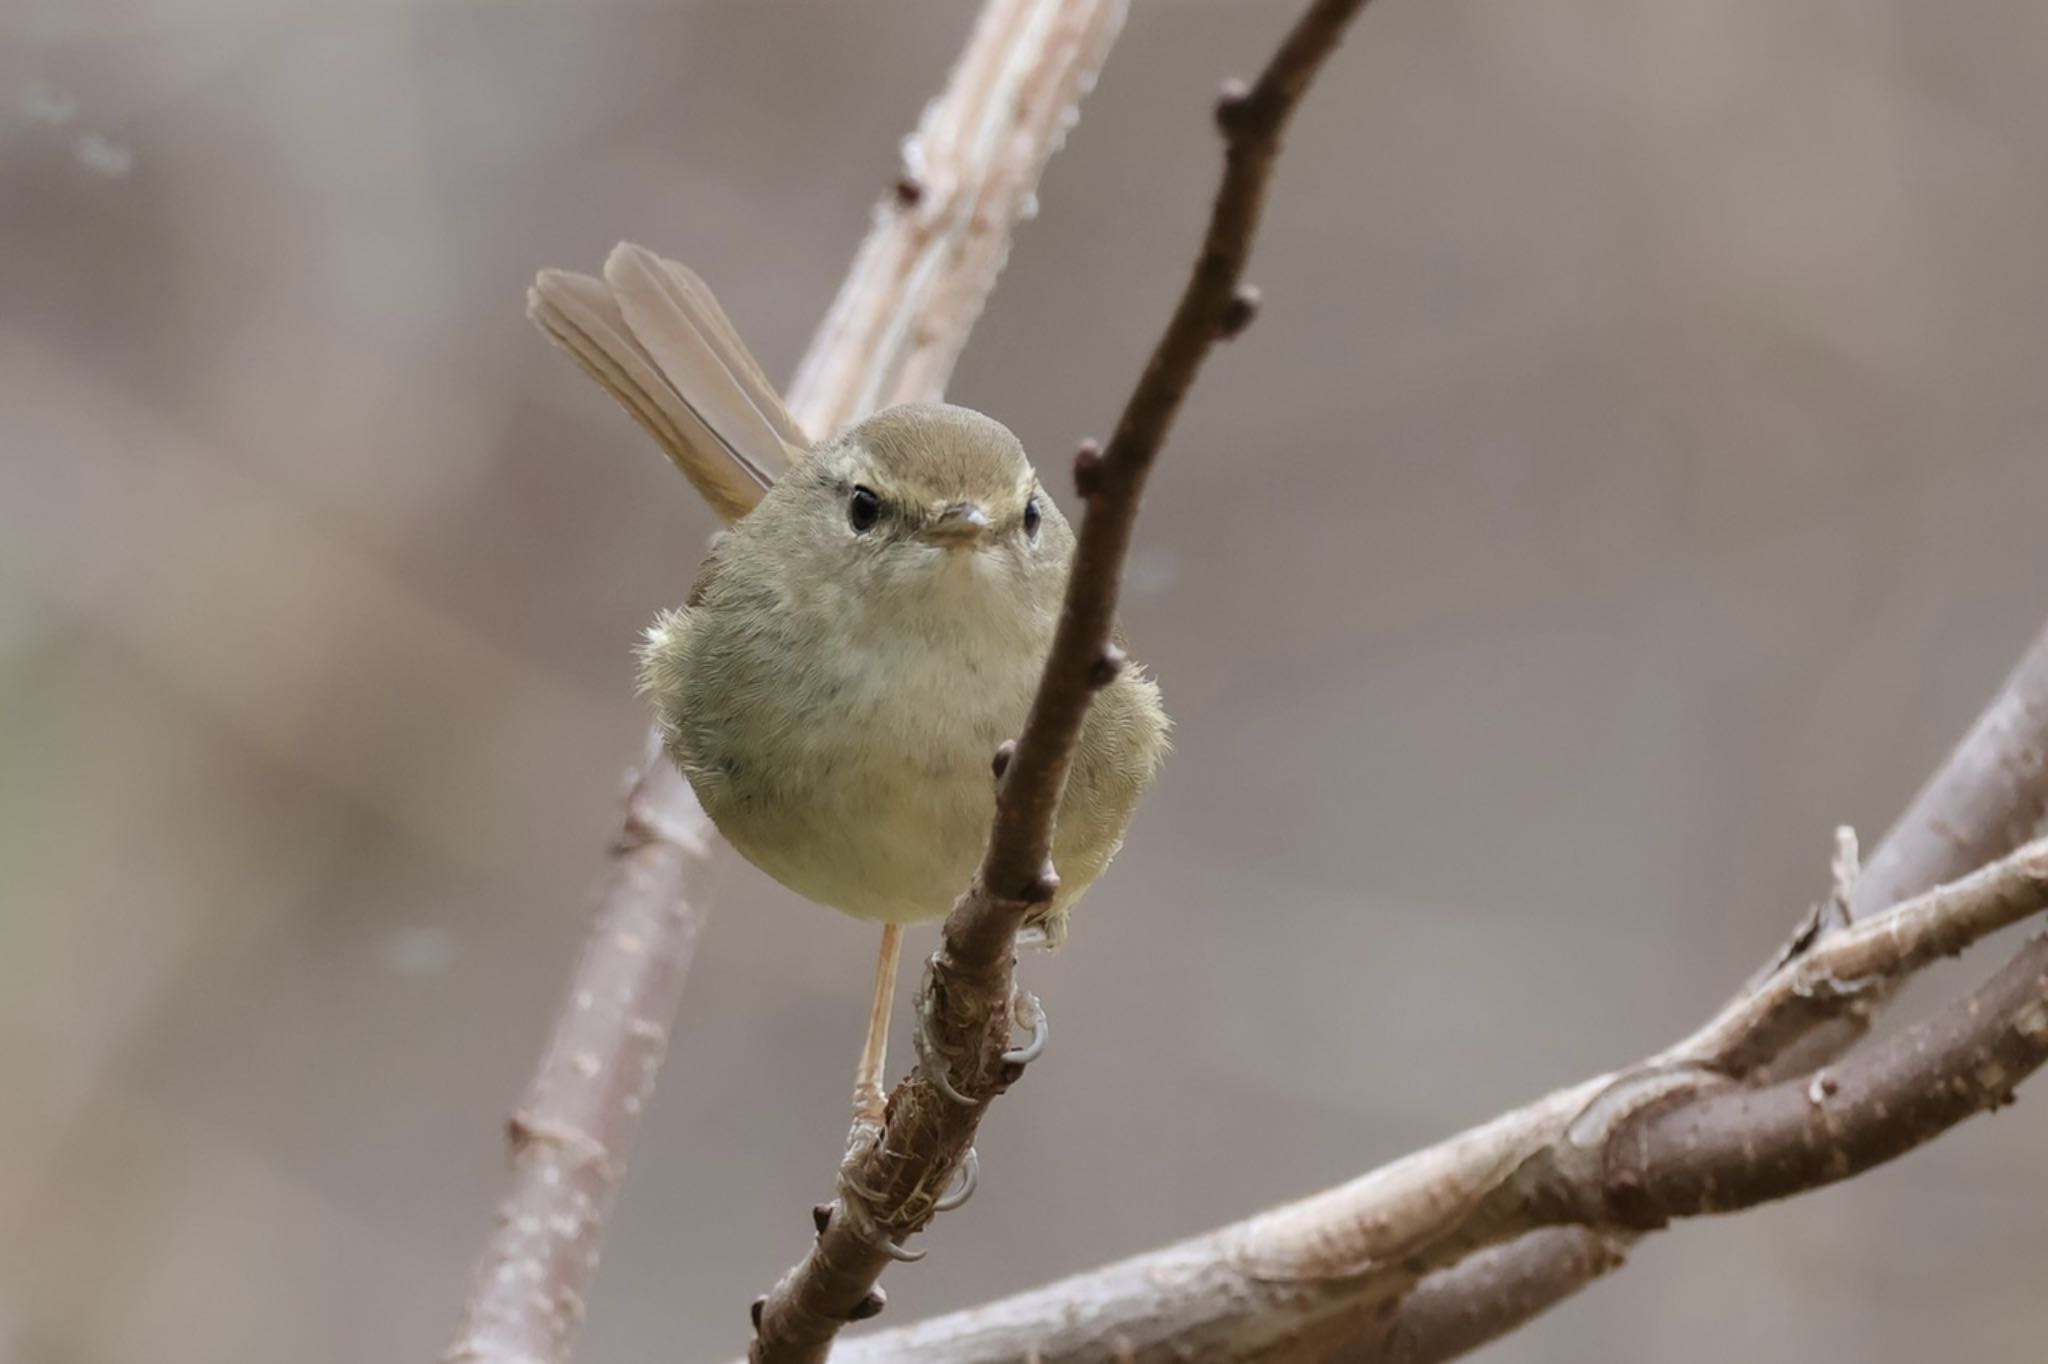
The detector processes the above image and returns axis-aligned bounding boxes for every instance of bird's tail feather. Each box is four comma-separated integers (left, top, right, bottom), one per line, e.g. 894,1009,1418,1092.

528,243,809,525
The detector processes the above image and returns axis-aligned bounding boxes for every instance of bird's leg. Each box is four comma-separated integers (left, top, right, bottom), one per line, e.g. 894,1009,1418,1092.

850,922,903,1127
837,922,940,1260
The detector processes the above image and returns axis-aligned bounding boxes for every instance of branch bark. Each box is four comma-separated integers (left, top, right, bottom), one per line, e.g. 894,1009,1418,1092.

1613,933,2048,1218
443,747,722,1364
444,3,1128,1361
1365,619,2048,1361
818,759,2048,1364
747,3,1374,1361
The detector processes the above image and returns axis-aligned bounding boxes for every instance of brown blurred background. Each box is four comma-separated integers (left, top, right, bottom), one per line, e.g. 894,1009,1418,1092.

5,2,2048,1361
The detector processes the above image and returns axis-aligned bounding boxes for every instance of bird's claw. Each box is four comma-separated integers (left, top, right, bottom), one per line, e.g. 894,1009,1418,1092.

916,980,1050,1100
915,984,979,1106
933,1147,979,1212
836,1164,927,1262
1000,989,1048,1066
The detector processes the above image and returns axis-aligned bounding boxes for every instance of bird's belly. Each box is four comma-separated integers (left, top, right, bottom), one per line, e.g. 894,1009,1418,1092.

695,662,1026,924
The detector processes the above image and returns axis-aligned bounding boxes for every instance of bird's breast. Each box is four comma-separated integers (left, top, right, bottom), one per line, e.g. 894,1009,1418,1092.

687,591,1048,924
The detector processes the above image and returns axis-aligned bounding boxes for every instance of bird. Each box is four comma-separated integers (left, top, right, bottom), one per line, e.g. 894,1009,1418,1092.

529,242,1168,1133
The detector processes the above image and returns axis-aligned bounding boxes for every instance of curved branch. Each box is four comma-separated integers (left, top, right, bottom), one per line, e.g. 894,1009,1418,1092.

1371,618,2048,1361
824,832,2048,1363
1613,933,2048,1219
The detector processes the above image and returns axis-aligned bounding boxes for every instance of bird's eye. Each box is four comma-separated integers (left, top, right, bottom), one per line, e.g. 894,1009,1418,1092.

848,485,882,533
1023,495,1042,541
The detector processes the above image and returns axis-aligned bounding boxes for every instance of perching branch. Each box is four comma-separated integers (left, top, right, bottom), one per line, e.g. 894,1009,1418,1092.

746,3,1374,1360
444,3,1128,1361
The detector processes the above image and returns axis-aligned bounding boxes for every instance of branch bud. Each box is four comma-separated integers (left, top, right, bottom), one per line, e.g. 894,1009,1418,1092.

1020,862,1061,906
1073,438,1105,498
1219,285,1261,339
1214,76,1254,135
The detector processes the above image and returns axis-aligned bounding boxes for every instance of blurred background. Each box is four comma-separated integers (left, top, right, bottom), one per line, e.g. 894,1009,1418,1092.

5,2,2048,1360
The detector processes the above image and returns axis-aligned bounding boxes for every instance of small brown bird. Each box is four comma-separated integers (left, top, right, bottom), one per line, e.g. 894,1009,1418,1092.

530,244,1169,1123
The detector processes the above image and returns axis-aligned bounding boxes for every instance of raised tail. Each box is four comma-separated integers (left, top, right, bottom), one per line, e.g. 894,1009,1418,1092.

528,243,809,525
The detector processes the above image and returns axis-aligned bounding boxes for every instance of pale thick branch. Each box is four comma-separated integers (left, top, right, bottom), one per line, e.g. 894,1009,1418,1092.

749,3,1374,1360
1369,618,2048,1360
446,4,1127,1361
444,749,721,1364
1612,932,2048,1219
826,830,2048,1363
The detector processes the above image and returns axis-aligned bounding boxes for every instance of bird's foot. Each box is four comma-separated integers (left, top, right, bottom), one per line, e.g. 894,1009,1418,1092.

915,977,1049,1106
832,1144,978,1261
1016,909,1067,953
835,1155,926,1263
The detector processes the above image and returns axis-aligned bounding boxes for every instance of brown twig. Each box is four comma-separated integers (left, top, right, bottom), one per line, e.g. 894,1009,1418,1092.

444,3,1129,1361
971,0,1373,939
746,3,1373,1360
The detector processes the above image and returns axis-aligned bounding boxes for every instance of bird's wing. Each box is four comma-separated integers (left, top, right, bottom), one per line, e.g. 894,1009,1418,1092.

527,244,809,525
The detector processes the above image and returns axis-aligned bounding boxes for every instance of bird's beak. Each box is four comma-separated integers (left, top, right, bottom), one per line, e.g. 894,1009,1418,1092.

922,502,993,549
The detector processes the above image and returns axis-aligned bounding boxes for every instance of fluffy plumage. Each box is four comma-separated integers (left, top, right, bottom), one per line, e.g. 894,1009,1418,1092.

640,404,1168,935
532,242,1167,940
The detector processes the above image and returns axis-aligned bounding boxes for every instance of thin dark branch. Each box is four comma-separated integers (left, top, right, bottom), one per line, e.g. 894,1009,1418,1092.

977,0,1372,936
747,1,1374,1360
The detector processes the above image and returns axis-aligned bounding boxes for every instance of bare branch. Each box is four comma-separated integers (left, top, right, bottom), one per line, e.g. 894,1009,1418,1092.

787,0,1131,436
823,830,2048,1363
1612,933,2048,1218
1669,837,2048,1073
1374,1229,1631,1364
747,3,1374,1359
444,750,722,1364
444,4,1127,1361
1372,618,2048,1359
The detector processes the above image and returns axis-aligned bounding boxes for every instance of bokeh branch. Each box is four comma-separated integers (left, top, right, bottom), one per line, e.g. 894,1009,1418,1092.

444,3,1129,1361
746,3,1373,1361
